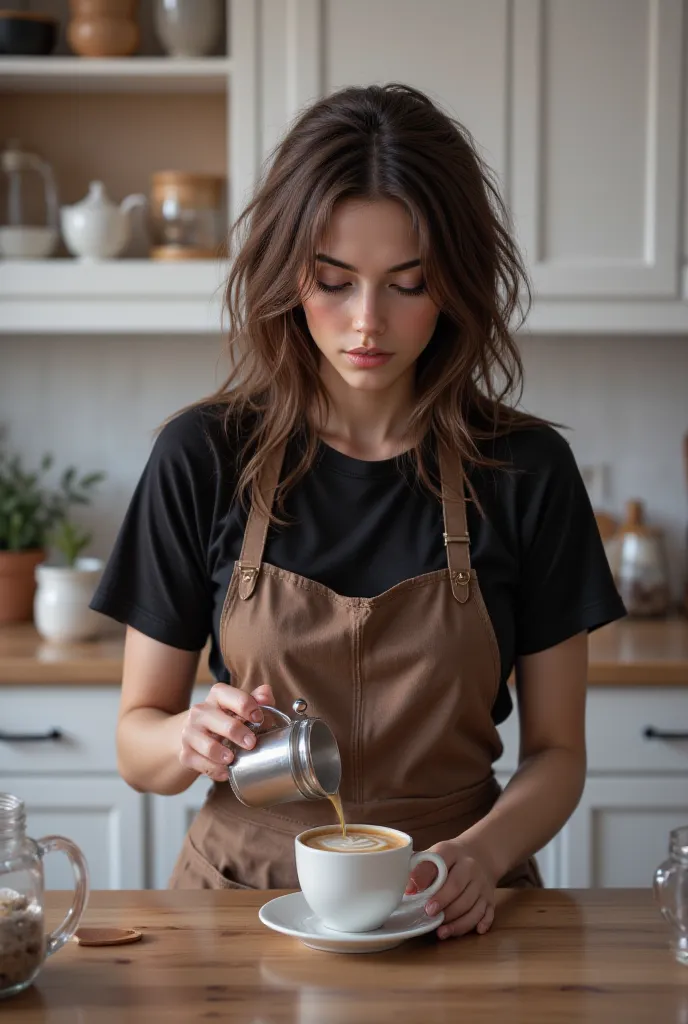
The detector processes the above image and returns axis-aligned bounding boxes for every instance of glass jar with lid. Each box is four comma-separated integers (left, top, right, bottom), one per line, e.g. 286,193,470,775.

149,171,224,260
0,792,89,1000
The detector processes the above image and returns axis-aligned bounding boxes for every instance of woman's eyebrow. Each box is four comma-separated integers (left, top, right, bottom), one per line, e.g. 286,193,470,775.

315,254,421,273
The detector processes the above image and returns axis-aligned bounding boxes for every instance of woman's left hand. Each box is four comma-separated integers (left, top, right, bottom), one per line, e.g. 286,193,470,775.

406,839,497,940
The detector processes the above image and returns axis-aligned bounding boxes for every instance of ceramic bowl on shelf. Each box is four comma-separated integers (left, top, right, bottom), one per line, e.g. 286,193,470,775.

0,11,59,55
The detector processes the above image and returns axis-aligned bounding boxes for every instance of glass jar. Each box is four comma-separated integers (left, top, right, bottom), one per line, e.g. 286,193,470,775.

653,825,688,965
0,140,59,259
149,171,224,260
0,793,89,1000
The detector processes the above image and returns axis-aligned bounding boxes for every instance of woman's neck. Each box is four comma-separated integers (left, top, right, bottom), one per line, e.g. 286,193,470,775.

314,360,416,461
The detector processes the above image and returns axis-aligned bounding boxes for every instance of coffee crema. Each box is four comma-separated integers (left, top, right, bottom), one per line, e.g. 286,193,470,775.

302,827,407,853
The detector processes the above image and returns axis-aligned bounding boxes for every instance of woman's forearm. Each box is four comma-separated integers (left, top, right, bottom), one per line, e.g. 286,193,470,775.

458,746,586,882
117,706,201,796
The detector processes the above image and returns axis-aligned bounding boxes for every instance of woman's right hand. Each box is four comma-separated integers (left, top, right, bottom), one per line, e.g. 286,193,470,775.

179,682,275,782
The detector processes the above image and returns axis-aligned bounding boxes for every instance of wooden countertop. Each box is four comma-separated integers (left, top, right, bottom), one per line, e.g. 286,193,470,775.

1,617,688,686
8,888,687,1022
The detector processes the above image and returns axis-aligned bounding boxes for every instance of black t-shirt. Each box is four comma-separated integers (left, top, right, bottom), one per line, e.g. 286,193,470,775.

91,406,626,724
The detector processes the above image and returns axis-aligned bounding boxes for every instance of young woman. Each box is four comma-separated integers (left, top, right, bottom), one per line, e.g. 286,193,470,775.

92,83,625,940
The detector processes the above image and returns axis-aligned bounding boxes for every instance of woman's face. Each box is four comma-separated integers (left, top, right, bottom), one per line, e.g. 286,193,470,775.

301,198,440,394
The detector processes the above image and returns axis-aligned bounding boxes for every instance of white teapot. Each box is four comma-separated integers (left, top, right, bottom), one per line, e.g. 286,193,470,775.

60,181,146,261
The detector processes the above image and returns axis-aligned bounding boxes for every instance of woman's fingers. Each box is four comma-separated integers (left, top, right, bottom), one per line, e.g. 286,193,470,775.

208,682,265,723
476,904,495,935
185,703,257,751
251,683,276,708
180,682,277,783
178,746,232,782
438,896,489,940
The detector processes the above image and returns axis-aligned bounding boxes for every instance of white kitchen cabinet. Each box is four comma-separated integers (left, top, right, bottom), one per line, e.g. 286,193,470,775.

561,777,688,888
0,774,144,890
150,776,213,890
510,0,683,300
232,0,511,218
232,0,688,332
497,687,688,889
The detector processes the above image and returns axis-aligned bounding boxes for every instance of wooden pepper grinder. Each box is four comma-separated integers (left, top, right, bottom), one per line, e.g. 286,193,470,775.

67,0,140,58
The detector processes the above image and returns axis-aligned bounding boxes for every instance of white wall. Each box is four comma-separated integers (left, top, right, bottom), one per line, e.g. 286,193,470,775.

1,332,687,599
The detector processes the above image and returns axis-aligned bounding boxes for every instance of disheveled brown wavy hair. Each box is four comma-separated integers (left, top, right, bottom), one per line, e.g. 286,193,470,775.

201,82,545,519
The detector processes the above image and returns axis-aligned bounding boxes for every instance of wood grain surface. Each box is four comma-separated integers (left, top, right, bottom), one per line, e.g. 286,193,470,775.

5,888,687,1023
1,617,688,686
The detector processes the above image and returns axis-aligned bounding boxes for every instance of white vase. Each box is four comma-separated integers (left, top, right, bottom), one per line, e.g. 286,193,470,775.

34,558,104,643
154,0,223,58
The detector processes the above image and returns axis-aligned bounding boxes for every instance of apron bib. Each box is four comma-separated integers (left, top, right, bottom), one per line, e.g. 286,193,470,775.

170,438,542,890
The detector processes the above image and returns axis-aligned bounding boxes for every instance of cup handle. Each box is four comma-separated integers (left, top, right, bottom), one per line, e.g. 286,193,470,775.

403,851,448,905
37,835,90,957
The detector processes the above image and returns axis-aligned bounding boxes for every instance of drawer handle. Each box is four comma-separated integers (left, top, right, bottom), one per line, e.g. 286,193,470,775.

0,728,63,743
643,727,688,741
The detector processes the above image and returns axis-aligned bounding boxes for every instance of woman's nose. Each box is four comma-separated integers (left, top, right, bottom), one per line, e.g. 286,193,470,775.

352,288,385,338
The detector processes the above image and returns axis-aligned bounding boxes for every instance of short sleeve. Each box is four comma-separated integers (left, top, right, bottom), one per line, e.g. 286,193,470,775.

90,409,216,651
514,428,626,656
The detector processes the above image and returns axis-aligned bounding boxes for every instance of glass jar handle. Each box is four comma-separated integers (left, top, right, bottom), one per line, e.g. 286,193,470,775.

653,857,678,928
37,835,90,957
23,153,59,230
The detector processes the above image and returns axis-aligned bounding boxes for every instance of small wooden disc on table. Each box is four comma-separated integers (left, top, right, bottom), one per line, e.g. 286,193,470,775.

73,927,142,947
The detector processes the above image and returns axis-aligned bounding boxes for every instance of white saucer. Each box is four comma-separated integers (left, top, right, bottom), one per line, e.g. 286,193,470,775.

258,891,444,954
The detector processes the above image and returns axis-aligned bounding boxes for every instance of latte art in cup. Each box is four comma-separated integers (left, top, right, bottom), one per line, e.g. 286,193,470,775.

295,823,449,932
303,827,407,853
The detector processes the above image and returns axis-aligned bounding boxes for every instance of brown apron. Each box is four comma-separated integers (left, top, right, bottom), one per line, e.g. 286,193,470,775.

169,438,542,891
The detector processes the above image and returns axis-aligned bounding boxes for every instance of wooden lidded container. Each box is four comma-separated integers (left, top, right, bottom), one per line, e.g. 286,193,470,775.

149,171,224,260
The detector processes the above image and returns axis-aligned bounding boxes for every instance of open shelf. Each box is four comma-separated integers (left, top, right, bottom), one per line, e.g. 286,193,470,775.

0,260,228,333
0,57,232,93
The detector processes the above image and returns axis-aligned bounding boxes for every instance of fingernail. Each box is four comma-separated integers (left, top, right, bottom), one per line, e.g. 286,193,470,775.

426,902,439,917
243,734,255,748
251,710,263,723
438,927,449,940
222,751,233,763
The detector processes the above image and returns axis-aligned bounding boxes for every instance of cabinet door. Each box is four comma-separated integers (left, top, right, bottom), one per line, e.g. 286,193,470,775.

561,776,688,888
0,775,145,890
231,0,511,219
511,0,682,298
494,771,561,889
150,776,213,889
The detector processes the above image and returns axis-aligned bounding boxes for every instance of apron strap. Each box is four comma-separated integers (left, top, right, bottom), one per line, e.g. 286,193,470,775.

437,440,472,604
237,440,287,600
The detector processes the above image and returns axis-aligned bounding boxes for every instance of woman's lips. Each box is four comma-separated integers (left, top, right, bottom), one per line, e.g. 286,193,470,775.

344,349,393,369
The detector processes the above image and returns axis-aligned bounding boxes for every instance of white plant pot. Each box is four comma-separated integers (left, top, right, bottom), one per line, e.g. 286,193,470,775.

34,558,104,643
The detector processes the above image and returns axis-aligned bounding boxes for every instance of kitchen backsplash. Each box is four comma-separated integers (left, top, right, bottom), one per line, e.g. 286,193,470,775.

2,332,687,600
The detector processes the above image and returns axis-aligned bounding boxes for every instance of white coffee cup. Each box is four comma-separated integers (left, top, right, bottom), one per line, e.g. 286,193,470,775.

295,824,448,933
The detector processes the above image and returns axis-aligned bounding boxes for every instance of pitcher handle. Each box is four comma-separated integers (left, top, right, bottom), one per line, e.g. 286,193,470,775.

247,704,292,734
37,835,90,956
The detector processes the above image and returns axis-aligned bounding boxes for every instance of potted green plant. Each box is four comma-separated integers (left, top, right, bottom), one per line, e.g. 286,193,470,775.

0,449,104,627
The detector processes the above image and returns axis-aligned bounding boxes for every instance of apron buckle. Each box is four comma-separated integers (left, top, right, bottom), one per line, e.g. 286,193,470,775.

450,569,471,604
237,563,260,600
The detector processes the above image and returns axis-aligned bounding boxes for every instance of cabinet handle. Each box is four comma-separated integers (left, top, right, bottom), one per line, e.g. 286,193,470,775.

0,728,63,742
643,727,688,741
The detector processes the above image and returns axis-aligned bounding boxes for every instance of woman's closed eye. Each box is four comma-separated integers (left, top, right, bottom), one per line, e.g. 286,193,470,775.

315,280,427,296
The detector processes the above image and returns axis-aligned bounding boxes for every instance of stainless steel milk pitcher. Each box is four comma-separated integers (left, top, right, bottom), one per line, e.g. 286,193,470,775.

226,699,341,807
